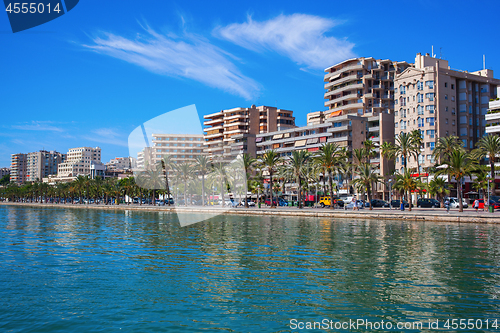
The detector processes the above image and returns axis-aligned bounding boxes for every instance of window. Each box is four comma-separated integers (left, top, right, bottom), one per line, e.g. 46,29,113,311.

417,105,424,115
426,117,435,126
425,105,435,113
452,120,455,125
451,84,454,89
426,130,435,138
444,82,448,88
452,108,456,115
417,117,424,127
451,96,455,101
469,118,473,126
425,81,434,89
460,127,467,136
445,118,448,124
460,115,467,124
445,94,448,100
417,81,423,90
425,93,435,101
417,93,423,103
427,142,435,151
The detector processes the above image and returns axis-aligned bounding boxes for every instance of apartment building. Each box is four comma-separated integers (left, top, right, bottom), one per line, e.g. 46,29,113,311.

151,134,206,165
52,147,102,181
10,153,27,185
203,105,296,160
485,98,500,135
106,157,134,171
25,150,66,182
394,53,500,174
0,167,10,178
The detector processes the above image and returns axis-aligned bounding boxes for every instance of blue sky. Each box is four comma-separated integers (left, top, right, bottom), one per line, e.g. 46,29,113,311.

1,0,499,167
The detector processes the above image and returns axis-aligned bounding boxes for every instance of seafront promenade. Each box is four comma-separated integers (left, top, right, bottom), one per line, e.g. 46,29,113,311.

2,202,500,224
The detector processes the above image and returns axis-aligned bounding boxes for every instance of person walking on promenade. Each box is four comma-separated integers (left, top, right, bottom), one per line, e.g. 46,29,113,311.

445,198,450,214
473,199,479,212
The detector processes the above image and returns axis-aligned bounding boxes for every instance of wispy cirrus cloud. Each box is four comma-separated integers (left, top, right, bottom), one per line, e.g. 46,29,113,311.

11,121,65,132
214,14,355,70
82,127,128,147
82,25,260,100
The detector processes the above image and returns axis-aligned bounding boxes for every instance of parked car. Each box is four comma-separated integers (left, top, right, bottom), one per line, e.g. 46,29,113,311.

475,199,500,210
448,197,468,209
390,199,413,208
240,198,256,207
225,199,239,207
369,199,390,208
319,196,344,208
265,198,288,206
345,200,364,209
417,198,440,208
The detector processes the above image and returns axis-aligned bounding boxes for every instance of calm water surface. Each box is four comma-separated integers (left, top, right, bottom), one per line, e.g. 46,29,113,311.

1,205,500,332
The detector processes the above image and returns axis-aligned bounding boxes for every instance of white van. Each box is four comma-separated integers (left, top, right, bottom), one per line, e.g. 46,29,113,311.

448,197,468,208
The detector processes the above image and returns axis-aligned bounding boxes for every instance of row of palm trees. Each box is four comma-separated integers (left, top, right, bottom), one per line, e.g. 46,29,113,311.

1,134,499,212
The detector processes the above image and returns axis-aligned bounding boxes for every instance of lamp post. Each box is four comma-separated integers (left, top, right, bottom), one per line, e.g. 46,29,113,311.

487,174,491,212
388,179,392,210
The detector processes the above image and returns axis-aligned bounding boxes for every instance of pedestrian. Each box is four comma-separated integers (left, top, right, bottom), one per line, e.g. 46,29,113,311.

351,197,357,211
473,199,479,212
445,198,450,213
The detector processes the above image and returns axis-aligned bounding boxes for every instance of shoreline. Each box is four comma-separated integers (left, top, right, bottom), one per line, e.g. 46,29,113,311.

2,202,500,224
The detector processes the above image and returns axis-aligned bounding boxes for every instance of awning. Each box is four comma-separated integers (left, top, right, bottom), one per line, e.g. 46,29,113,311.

328,110,342,118
329,73,341,81
306,138,318,144
308,147,319,152
320,136,327,143
272,133,283,140
284,133,291,138
294,139,307,147
255,137,263,142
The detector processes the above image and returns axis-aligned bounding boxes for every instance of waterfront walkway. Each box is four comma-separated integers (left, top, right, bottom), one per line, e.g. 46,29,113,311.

2,202,500,224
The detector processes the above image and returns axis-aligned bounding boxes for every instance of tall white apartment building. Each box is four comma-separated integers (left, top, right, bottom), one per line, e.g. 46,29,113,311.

56,147,102,178
151,134,206,165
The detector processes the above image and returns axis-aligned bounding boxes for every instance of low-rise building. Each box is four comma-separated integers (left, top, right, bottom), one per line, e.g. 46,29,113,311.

46,147,102,182
106,157,133,171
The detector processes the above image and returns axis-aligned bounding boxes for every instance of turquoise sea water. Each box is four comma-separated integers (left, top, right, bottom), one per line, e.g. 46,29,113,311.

1,205,500,332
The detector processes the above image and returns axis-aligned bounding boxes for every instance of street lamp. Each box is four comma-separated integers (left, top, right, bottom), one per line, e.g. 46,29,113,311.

487,174,491,212
388,179,392,210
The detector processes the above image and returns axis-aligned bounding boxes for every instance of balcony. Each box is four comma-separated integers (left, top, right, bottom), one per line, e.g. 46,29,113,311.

324,63,363,80
203,118,223,126
324,74,361,89
368,126,380,132
324,83,363,98
325,94,360,106
327,125,349,133
325,101,364,111
328,136,349,143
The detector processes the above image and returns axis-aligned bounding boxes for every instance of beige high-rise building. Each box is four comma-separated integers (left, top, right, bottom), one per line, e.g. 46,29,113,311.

151,134,206,165
324,57,410,198
26,150,66,182
203,105,295,160
394,53,500,174
55,147,102,179
10,153,27,185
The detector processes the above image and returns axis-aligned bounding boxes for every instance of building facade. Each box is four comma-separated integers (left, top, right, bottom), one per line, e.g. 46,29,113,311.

10,153,27,185
25,150,66,182
485,98,500,136
0,167,11,179
55,147,102,179
394,53,500,174
203,105,296,160
106,157,133,171
151,134,206,166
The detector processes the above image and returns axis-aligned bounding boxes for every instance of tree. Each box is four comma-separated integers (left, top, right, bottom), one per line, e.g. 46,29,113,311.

473,134,500,195
410,129,424,175
234,154,256,208
428,177,449,208
0,174,10,186
314,143,346,209
161,155,175,206
394,171,418,211
435,150,478,212
351,163,383,210
175,163,193,206
432,135,463,195
286,150,311,209
259,150,281,208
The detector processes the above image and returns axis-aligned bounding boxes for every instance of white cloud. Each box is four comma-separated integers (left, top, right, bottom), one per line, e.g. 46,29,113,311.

11,121,64,132
82,128,128,147
83,25,260,100
214,14,355,70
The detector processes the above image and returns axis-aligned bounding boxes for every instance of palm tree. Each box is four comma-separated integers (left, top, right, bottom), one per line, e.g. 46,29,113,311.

287,150,311,209
473,134,500,195
234,154,255,208
194,155,211,206
410,129,423,175
161,155,175,206
472,168,489,206
432,135,463,195
435,150,478,212
314,143,346,209
428,177,449,208
351,163,383,210
259,150,281,208
394,171,418,211
175,163,193,206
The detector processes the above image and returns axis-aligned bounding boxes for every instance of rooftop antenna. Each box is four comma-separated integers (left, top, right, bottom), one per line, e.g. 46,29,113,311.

483,54,486,70
431,45,436,58
440,47,443,59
